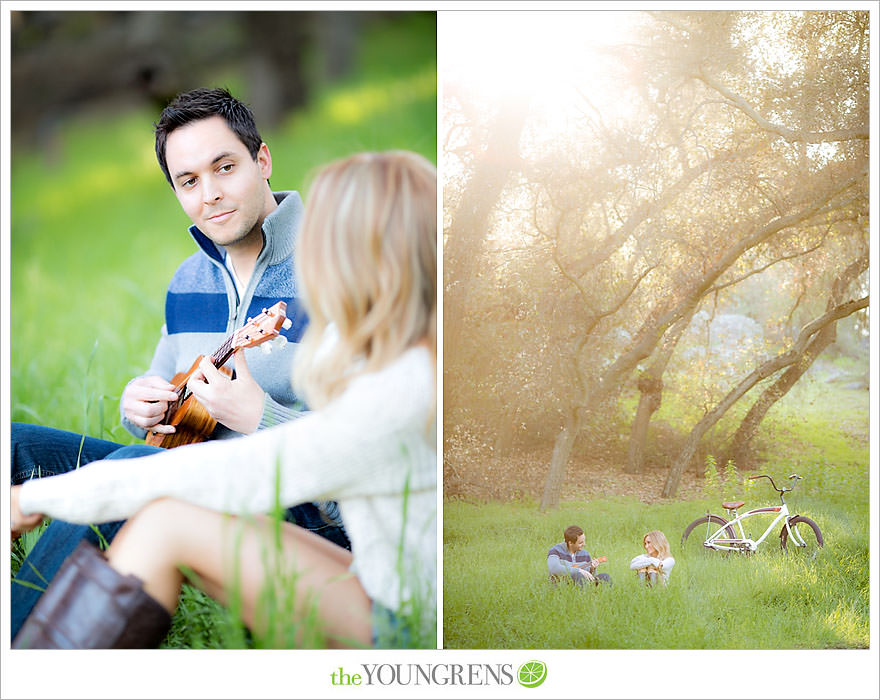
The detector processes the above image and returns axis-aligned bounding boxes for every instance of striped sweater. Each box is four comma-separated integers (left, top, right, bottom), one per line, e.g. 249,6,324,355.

547,542,594,579
121,191,308,440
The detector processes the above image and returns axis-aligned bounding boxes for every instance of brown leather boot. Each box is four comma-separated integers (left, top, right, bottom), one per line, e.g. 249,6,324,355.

12,541,171,649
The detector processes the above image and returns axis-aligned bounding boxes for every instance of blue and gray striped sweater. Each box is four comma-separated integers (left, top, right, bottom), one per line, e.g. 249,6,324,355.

121,191,308,440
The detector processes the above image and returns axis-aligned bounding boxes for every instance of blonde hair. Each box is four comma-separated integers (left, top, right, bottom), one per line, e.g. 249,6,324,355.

644,530,671,560
293,150,437,408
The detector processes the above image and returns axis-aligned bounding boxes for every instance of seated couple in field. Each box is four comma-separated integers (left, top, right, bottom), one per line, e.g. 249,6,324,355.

10,87,437,649
547,525,675,587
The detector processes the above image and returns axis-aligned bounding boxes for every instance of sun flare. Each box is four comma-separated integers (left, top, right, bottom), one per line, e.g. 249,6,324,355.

441,11,640,122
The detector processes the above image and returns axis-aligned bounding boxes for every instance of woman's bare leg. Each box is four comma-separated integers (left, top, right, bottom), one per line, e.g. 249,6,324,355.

106,498,372,647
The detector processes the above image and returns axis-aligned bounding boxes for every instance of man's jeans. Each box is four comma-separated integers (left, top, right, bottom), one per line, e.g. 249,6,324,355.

10,422,349,640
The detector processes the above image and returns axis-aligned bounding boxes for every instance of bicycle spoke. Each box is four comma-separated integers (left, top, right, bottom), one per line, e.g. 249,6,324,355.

681,515,735,557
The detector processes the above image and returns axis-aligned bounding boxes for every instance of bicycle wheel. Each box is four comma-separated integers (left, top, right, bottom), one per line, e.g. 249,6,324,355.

681,515,737,556
780,516,823,560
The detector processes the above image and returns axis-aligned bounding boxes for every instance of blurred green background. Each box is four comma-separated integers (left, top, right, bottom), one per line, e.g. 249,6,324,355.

10,10,436,442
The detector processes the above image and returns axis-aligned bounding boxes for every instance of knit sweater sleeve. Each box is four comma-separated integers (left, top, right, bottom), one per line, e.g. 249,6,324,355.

547,544,577,575
630,554,675,573
258,393,306,430
21,349,435,524
630,554,659,570
547,554,574,574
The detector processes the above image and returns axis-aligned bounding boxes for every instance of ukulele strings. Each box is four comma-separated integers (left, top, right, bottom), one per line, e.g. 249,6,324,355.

212,334,235,367
158,310,277,429
168,333,235,419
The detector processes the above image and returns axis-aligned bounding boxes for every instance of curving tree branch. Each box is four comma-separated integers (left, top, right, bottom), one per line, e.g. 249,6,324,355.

662,294,869,498
697,70,868,143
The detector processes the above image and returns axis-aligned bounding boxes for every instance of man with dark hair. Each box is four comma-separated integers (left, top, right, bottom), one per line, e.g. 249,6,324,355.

154,87,266,187
547,524,612,586
10,87,348,641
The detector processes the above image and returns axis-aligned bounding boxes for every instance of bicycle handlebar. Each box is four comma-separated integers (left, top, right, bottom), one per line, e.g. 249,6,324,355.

747,474,779,491
747,473,802,494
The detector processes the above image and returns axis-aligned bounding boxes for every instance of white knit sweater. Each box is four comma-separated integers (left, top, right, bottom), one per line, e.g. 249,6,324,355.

629,554,676,583
19,347,437,613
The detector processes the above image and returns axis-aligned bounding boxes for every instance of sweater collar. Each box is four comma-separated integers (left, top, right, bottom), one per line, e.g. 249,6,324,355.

188,190,303,267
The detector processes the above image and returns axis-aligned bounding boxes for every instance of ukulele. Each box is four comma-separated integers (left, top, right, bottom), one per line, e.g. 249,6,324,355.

574,556,607,568
145,301,292,449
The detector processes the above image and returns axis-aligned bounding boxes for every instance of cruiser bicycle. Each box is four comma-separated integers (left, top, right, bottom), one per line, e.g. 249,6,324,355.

681,473,823,559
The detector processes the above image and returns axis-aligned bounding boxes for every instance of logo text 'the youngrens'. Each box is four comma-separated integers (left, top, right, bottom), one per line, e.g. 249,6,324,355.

330,664,516,687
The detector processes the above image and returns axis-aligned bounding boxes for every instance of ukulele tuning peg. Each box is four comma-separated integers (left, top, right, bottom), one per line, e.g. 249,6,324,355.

273,335,288,349
260,343,272,355
282,318,292,330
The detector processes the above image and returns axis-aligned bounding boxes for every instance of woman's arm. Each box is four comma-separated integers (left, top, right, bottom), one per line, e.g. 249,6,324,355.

10,485,43,538
629,554,661,570
19,349,434,525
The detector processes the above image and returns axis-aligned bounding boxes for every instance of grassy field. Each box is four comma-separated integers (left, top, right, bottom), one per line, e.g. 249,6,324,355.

443,374,869,649
10,12,436,648
443,495,867,649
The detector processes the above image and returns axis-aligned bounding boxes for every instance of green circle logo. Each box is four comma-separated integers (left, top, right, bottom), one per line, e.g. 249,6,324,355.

517,660,547,688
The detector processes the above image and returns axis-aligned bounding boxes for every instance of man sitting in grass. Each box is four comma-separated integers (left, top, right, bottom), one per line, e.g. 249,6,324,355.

547,525,611,587
10,88,348,641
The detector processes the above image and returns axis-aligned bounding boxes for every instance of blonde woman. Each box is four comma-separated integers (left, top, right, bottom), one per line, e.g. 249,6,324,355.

630,530,675,586
11,151,437,649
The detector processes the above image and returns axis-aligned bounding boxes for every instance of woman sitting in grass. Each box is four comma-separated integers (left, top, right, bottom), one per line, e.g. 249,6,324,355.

630,530,675,587
11,150,437,649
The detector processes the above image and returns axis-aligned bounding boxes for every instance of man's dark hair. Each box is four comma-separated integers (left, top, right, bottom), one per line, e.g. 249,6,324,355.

563,525,584,544
154,87,263,186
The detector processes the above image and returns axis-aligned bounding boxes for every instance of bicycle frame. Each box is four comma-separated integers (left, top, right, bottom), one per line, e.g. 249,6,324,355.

700,474,810,553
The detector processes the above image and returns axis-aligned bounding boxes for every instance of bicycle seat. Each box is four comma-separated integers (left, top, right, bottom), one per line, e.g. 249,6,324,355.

722,501,745,510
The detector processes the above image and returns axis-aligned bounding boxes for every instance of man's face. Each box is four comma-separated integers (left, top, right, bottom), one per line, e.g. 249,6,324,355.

568,533,585,554
165,115,272,249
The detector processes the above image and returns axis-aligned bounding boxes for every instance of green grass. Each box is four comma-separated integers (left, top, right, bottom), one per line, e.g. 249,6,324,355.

444,372,868,649
443,494,867,649
10,13,436,649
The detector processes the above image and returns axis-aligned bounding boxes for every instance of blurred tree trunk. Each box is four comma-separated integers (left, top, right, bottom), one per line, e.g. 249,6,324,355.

625,381,661,476
242,12,320,126
444,95,530,411
730,328,836,469
662,294,869,498
624,317,690,474
538,238,657,508
729,253,868,466
541,410,579,509
493,404,522,458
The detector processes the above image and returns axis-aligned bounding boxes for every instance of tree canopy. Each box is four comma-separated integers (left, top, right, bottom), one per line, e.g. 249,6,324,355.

443,10,869,505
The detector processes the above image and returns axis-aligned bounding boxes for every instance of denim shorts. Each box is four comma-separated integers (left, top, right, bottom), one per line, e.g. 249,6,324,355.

372,601,411,648
283,501,350,551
